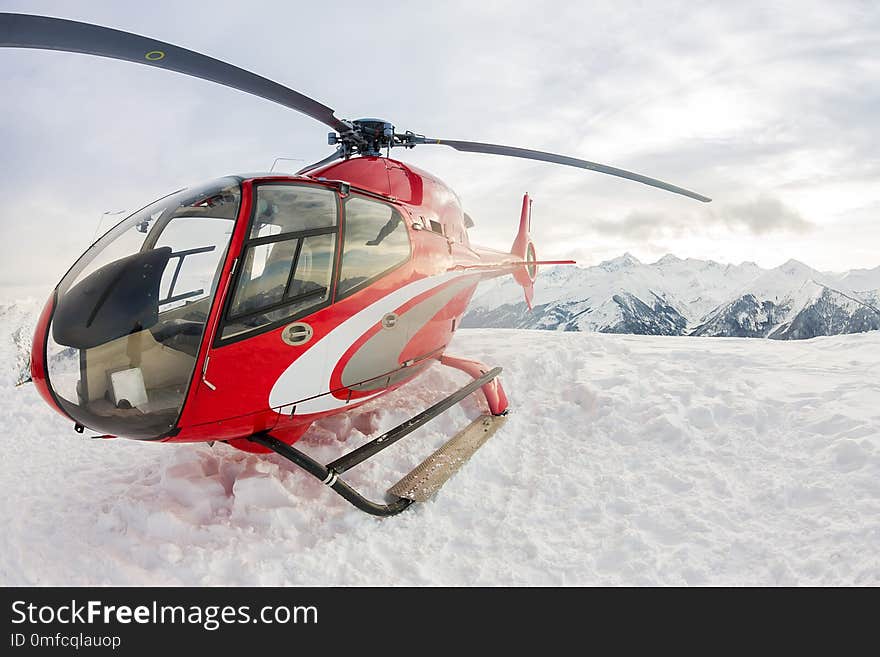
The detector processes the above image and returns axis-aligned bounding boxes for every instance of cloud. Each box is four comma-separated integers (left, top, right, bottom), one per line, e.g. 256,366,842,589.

719,195,814,234
0,0,875,284
590,211,681,240
585,194,813,241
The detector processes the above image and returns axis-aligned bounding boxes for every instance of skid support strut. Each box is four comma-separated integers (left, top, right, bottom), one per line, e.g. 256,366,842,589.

249,366,505,517
248,433,413,516
439,355,509,416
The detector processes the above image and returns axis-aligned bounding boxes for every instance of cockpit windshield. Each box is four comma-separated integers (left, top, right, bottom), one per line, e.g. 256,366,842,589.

45,178,241,439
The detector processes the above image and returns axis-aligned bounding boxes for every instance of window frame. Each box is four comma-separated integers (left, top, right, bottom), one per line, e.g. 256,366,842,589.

150,214,238,313
215,181,342,345
335,194,412,302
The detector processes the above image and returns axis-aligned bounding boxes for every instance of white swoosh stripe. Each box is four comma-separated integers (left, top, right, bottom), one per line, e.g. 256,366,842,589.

269,271,472,414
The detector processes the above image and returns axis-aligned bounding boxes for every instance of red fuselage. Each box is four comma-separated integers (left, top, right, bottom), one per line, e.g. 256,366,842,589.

31,157,537,452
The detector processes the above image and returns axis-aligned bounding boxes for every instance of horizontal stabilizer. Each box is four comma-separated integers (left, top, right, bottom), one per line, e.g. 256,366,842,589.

449,259,576,272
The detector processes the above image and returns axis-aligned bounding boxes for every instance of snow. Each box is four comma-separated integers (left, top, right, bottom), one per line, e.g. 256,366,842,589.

1,301,879,585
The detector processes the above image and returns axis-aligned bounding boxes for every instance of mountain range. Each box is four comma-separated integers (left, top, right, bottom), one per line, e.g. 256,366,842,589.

461,254,880,340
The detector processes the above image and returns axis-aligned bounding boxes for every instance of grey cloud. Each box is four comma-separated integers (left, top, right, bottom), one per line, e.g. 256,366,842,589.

719,195,814,234
587,195,813,240
591,211,683,240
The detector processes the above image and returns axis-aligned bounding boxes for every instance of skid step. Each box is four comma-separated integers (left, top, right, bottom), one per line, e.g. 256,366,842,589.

389,414,507,502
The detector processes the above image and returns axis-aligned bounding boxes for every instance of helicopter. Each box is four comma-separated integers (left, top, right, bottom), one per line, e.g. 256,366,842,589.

2,13,710,516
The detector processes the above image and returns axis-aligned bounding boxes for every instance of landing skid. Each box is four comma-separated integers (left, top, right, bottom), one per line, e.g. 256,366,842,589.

249,360,508,517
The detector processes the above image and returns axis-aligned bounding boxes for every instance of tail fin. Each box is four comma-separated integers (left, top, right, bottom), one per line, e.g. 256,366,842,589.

461,194,574,307
511,194,537,309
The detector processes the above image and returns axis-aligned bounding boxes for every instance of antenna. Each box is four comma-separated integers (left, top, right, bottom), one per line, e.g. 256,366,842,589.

269,157,304,173
91,209,125,243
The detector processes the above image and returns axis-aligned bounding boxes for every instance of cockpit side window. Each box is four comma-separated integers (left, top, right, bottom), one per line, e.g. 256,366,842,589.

337,196,411,299
220,184,339,340
248,185,337,236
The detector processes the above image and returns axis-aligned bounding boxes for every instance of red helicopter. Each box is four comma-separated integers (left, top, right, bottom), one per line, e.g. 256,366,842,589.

3,13,710,516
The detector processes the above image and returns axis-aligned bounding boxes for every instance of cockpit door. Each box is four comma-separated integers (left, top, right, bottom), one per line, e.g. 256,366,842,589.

181,182,341,429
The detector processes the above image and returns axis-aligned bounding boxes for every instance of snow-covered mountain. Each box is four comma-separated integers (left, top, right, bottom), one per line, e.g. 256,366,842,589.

462,255,880,340
693,260,880,339
0,299,41,386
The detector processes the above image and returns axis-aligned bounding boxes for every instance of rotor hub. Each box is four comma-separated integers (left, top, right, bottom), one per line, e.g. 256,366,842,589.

327,118,427,161
329,118,395,157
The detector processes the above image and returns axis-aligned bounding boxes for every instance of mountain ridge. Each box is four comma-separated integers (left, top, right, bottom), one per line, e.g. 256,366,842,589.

462,254,880,339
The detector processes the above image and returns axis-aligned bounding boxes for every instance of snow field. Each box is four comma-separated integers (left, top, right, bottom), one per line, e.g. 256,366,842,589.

1,306,878,584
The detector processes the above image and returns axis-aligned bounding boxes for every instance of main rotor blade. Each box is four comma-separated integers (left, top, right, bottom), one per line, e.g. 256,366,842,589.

0,13,349,133
425,138,711,202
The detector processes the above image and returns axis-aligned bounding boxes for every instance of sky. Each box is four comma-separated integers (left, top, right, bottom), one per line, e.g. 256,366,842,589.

1,0,878,294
